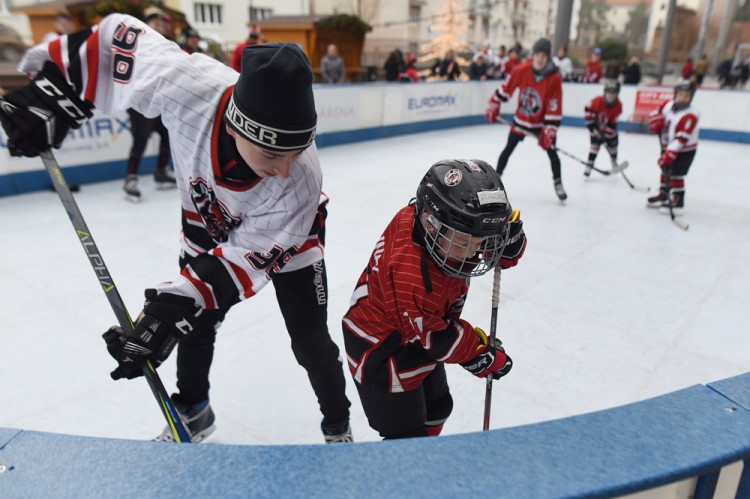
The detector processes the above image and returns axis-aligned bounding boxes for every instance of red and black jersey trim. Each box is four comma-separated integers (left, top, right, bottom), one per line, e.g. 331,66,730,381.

64,28,94,93
182,252,241,310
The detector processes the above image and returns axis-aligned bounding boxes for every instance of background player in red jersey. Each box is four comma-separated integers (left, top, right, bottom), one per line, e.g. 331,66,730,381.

342,159,526,439
582,47,602,83
647,81,700,214
485,38,567,200
583,81,622,177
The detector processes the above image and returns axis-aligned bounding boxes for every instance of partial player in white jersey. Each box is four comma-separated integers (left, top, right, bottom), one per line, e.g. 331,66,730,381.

647,81,700,214
0,13,352,444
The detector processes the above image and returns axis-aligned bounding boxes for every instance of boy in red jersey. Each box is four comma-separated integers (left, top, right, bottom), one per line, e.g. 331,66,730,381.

342,159,526,439
647,81,700,214
583,81,622,177
485,38,566,200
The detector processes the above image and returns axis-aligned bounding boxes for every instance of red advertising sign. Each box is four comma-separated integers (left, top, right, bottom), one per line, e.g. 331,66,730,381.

633,88,673,120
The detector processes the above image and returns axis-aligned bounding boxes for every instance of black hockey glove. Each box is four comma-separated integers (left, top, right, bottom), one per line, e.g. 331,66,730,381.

460,327,513,380
103,290,198,380
498,209,526,269
0,61,92,157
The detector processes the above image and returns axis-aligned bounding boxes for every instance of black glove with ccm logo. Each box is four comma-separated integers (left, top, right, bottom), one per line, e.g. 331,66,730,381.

0,61,92,157
103,290,198,380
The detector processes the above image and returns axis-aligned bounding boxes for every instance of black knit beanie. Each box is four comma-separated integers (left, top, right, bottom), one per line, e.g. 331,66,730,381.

224,43,317,151
532,38,551,57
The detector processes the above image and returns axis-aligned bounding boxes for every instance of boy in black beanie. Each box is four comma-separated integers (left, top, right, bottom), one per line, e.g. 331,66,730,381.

0,14,352,444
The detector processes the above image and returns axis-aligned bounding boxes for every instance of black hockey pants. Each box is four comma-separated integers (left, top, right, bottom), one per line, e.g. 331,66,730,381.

497,128,562,180
174,258,351,424
126,109,170,175
355,363,453,439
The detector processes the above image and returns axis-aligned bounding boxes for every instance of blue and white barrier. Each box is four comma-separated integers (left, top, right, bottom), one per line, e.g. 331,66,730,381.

1,372,749,497
2,81,749,196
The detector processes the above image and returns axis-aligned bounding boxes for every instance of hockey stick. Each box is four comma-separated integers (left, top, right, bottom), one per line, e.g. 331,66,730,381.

656,134,689,231
39,149,192,442
483,266,502,431
555,147,629,175
495,116,628,175
619,169,650,192
663,170,689,231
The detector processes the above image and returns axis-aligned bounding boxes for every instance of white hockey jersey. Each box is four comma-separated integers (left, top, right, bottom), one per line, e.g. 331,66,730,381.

19,14,325,310
655,100,700,153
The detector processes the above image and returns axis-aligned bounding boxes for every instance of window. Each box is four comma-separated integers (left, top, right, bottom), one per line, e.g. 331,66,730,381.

250,7,273,23
409,5,421,25
194,3,223,26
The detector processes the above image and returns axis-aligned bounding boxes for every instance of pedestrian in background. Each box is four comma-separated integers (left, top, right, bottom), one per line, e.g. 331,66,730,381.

320,43,345,83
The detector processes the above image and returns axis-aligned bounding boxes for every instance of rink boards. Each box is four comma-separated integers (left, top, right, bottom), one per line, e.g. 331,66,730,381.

1,372,749,498
1,80,749,196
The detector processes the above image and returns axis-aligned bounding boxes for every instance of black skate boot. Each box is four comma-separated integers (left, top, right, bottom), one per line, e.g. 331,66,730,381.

553,178,567,201
647,186,668,209
154,398,216,443
660,191,684,216
123,174,141,202
153,166,177,190
321,418,353,444
584,161,593,177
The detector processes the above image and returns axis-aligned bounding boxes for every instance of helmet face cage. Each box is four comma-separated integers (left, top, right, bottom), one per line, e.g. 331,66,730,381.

416,159,511,278
422,213,509,278
673,81,695,111
603,81,619,106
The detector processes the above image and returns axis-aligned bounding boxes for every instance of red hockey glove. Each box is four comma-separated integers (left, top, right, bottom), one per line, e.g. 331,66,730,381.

658,149,677,169
460,327,513,380
485,91,501,124
537,126,556,150
648,112,665,134
499,209,526,269
103,290,198,380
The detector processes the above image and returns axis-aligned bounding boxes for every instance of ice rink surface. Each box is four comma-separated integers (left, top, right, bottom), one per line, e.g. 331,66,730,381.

1,123,748,445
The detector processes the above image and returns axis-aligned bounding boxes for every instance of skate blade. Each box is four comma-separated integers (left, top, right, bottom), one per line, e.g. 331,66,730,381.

153,423,216,443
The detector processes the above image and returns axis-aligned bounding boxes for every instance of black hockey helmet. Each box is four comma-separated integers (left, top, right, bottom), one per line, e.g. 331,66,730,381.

415,159,512,278
673,80,695,111
603,80,620,106
603,80,620,95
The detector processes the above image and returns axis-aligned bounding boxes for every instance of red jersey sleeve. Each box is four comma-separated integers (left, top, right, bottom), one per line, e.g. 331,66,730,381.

543,73,562,126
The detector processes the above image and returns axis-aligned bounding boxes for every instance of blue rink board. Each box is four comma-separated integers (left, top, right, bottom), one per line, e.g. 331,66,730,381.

2,376,750,499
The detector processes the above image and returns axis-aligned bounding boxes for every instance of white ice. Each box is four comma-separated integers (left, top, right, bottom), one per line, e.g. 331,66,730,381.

1,123,748,445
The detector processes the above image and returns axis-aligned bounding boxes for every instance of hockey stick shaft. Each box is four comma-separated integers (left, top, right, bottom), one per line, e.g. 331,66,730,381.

664,170,689,231
483,267,502,431
39,150,191,442
494,116,620,175
656,135,689,231
619,170,649,192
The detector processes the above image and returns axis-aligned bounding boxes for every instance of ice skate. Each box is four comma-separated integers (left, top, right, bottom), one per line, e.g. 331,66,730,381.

321,418,353,444
154,399,216,443
123,174,141,203
584,161,593,177
153,166,177,190
553,178,567,201
660,192,684,216
647,191,667,209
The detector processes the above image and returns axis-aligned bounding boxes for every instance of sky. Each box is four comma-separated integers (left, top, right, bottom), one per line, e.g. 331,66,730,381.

1,123,748,446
